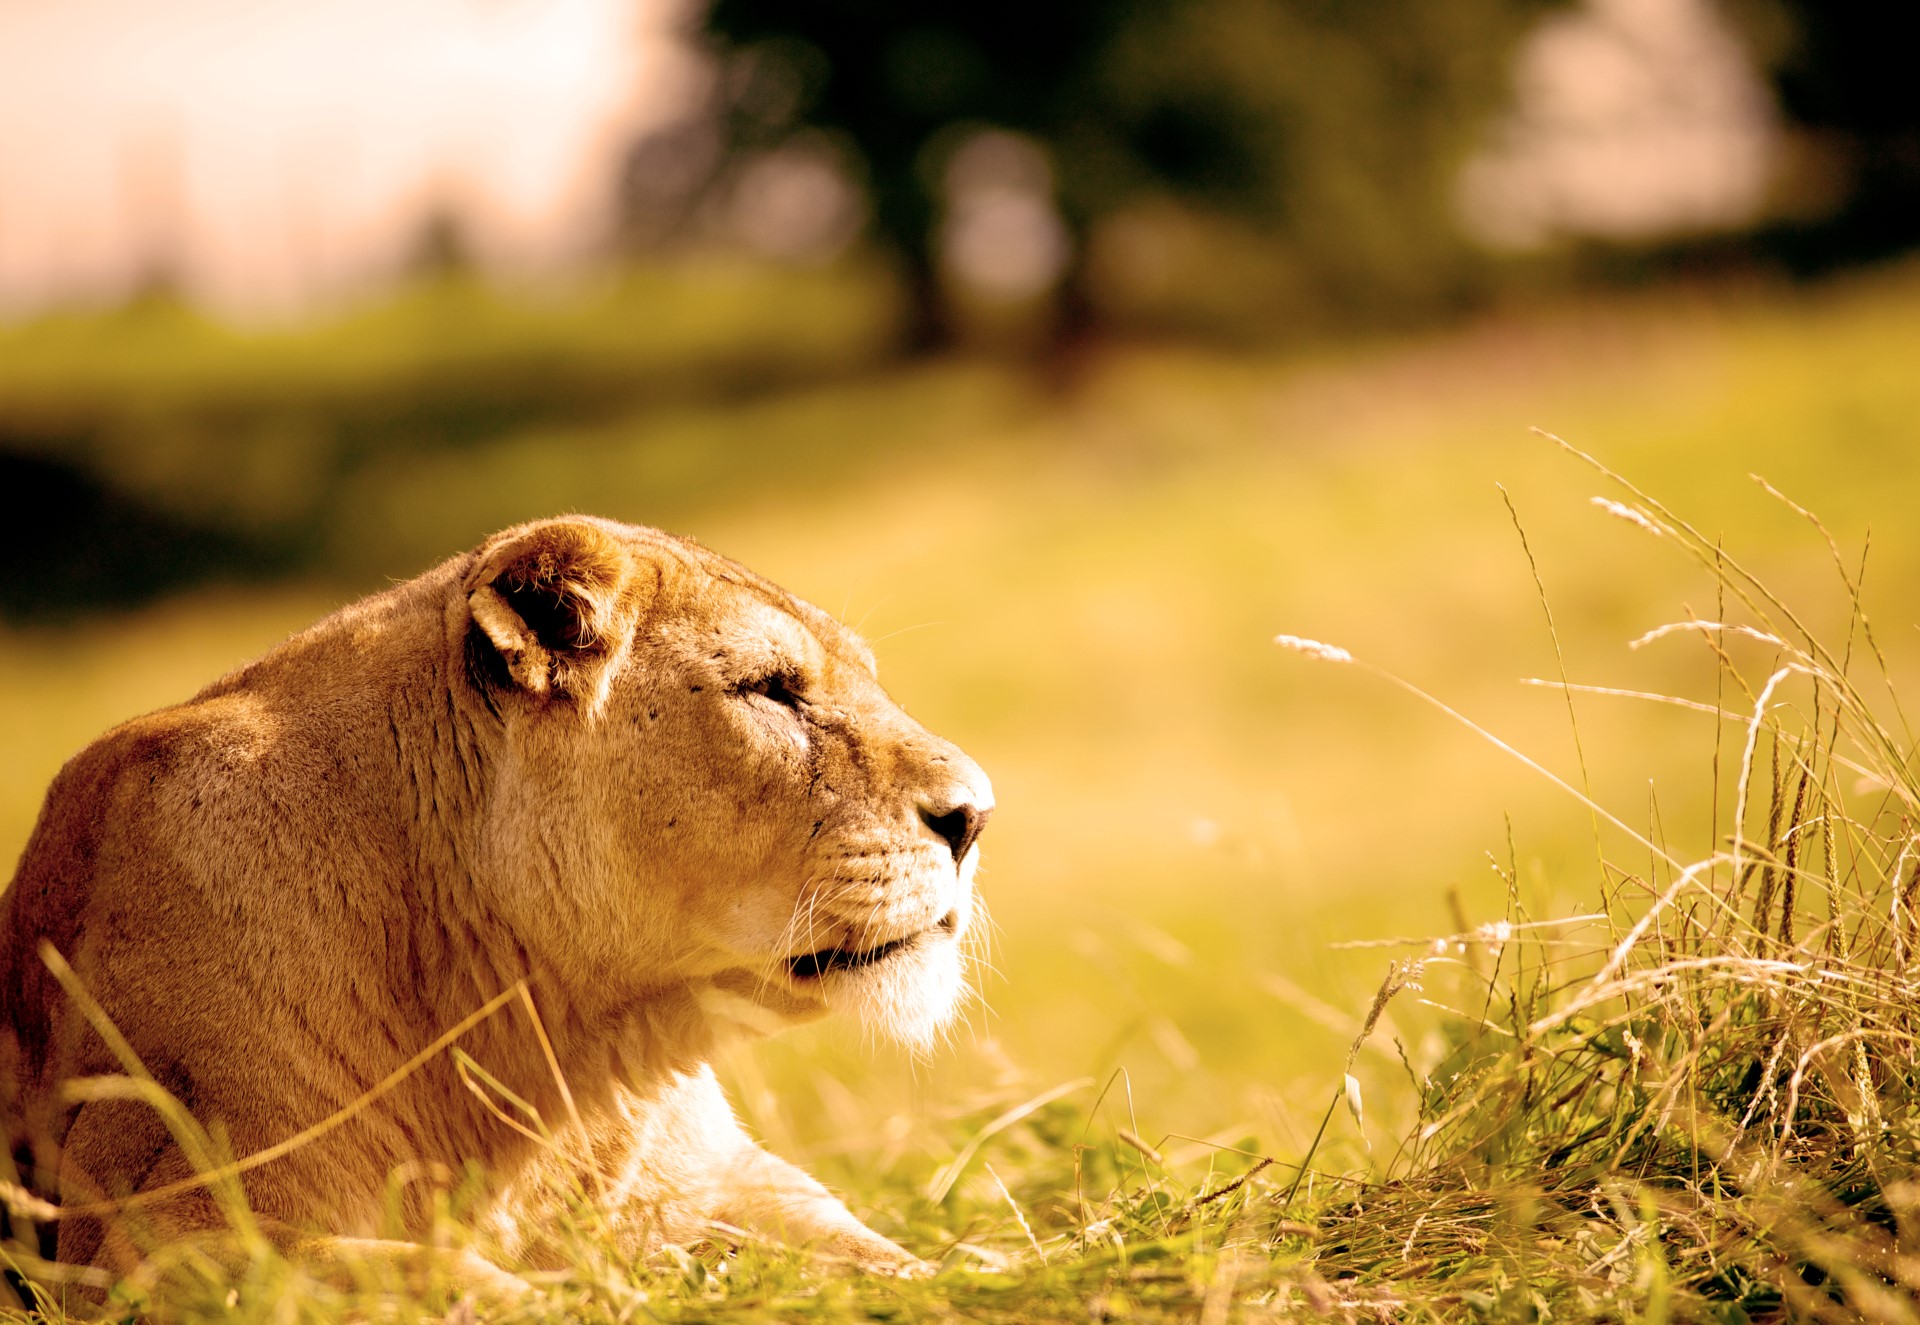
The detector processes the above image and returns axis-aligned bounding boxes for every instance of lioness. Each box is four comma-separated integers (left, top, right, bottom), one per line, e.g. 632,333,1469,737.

1,516,991,1293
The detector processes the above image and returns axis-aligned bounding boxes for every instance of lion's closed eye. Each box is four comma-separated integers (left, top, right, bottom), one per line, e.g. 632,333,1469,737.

733,668,806,710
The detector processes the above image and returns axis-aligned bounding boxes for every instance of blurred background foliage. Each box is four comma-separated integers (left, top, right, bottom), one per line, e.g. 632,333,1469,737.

694,0,1556,345
5,0,1920,1177
4,0,1916,621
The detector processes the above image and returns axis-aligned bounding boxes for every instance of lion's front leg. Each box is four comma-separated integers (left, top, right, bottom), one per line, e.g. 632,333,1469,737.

711,1141,927,1275
590,1067,927,1275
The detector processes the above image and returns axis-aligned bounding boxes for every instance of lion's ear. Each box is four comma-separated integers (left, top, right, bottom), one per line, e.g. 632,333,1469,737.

466,519,637,699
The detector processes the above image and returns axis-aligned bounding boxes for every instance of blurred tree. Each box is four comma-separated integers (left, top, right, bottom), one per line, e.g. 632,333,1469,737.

1736,0,1920,266
406,207,481,281
680,0,1560,348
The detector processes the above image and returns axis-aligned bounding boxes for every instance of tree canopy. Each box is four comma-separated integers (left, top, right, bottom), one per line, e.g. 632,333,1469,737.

1744,0,1920,266
693,0,1560,345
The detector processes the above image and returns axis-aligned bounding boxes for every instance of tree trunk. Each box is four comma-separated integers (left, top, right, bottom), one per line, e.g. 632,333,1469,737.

897,244,952,356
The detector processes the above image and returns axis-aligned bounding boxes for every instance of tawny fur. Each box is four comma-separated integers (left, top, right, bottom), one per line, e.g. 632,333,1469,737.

0,516,992,1293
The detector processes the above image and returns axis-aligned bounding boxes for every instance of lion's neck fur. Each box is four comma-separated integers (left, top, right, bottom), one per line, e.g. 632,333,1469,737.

296,562,729,1145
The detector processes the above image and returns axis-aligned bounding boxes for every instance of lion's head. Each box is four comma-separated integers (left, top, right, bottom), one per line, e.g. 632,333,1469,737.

453,516,992,1049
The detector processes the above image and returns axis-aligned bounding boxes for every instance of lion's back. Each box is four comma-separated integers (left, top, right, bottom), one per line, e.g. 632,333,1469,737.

4,719,159,1051
1,706,236,1117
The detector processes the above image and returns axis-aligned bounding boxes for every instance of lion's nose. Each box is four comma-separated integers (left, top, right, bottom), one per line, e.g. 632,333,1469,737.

919,798,991,864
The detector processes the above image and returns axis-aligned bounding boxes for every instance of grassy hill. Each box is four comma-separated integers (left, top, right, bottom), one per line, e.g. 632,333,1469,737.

8,261,1920,1318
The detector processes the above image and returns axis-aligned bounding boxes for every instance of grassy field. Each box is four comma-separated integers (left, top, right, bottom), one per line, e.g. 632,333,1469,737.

9,262,1920,1318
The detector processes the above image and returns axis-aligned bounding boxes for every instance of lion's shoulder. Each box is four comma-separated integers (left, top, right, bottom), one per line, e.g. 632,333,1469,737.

1,707,199,1088
4,703,220,918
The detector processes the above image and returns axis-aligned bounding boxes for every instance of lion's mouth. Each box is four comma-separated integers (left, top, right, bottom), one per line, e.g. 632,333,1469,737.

787,911,957,980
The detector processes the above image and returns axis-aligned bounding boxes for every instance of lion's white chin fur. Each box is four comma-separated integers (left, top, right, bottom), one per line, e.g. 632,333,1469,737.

826,932,968,1051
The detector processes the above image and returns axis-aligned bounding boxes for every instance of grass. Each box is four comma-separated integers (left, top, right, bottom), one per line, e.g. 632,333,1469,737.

0,259,898,421
11,263,1920,1318
1274,444,1920,1321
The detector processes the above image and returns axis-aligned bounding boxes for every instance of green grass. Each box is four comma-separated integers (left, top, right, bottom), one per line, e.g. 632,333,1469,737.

11,262,1920,1318
0,259,898,419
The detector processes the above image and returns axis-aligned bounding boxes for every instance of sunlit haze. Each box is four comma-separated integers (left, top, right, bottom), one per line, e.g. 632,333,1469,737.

0,0,695,317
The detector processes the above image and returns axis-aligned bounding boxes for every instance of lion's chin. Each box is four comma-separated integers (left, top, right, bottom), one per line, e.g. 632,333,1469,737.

811,930,967,1051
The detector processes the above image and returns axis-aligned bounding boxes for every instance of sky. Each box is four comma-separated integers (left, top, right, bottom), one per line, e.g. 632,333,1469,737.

0,0,697,317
